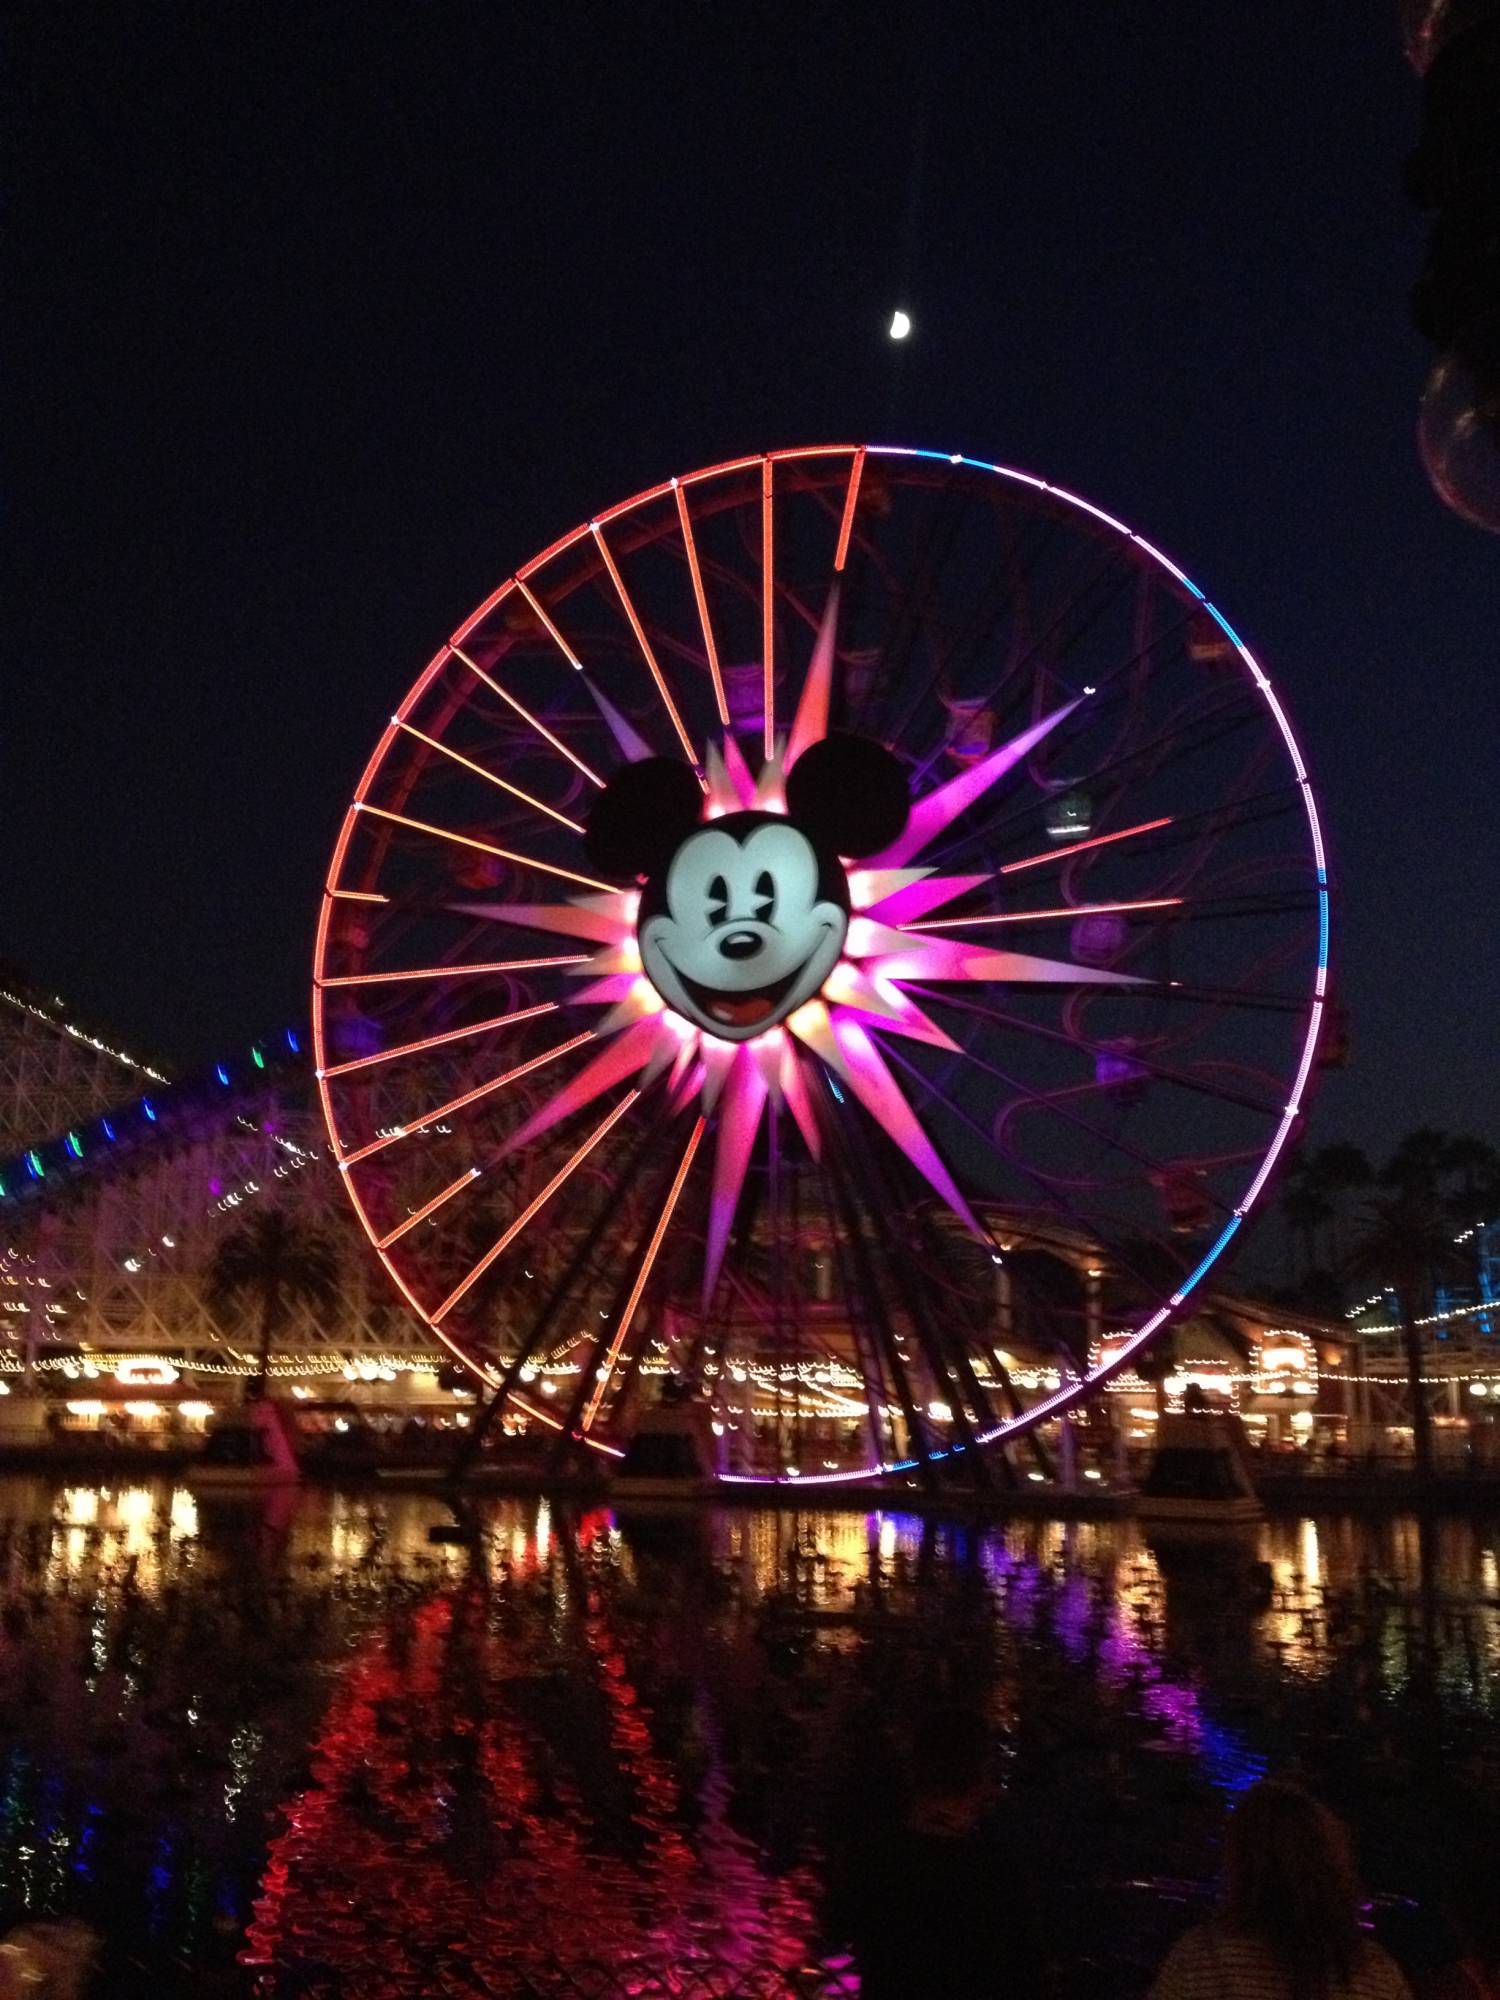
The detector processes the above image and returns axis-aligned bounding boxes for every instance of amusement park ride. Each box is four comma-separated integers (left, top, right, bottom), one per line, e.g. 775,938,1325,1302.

0,447,1350,1489
308,445,1332,1490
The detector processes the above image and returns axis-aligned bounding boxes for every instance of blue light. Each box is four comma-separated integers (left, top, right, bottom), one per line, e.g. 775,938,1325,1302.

66,1132,83,1159
216,1065,230,1086
101,1119,116,1142
1178,1216,1243,1298
1204,603,1246,652
285,1028,300,1053
827,1077,845,1104
1318,887,1330,971
142,1100,156,1122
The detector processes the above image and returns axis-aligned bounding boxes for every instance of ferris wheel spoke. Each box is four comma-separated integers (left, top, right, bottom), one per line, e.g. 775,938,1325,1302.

353,804,612,893
579,1116,707,1433
430,1089,640,1325
894,1029,1238,1223
898,548,1148,768
842,1119,1003,1457
589,521,700,765
903,983,1289,1121
922,696,1262,874
911,895,1185,932
672,479,730,726
318,954,592,989
335,1030,595,1168
1147,981,1311,1014
762,457,776,759
484,1107,676,1420
816,1155,901,1465
448,642,605,788
992,782,1306,882
392,720,586,833
319,999,559,1079
912,889,1318,934
874,1037,1218,1307
998,815,1177,876
376,1167,482,1249
820,1130,939,1478
833,446,866,573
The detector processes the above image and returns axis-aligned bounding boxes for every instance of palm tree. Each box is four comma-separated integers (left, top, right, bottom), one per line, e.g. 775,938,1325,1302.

1281,1175,1333,1281
1282,1142,1372,1281
208,1209,339,1399
1438,1134,1500,1227
1344,1190,1463,1485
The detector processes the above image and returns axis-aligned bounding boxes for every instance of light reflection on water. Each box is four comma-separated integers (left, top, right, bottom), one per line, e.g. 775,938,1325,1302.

0,1480,1495,1995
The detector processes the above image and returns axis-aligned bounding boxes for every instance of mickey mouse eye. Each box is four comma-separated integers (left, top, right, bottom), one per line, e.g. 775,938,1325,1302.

753,869,775,923
707,874,729,926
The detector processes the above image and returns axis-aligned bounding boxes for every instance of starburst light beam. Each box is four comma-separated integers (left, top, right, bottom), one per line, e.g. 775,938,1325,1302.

779,1042,822,1160
855,871,989,926
499,1016,669,1160
703,1049,769,1307
867,700,1082,868
785,578,842,771
581,675,655,762
448,899,635,946
827,1014,981,1234
820,964,959,1048
866,937,1146,988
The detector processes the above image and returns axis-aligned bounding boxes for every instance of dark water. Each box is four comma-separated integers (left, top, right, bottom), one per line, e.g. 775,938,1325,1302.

0,1481,1498,1996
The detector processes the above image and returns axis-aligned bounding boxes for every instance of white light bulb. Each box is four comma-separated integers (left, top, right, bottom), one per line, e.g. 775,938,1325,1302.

888,309,912,341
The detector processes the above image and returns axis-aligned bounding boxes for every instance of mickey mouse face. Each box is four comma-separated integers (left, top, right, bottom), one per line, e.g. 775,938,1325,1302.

640,813,847,1038
585,733,911,1046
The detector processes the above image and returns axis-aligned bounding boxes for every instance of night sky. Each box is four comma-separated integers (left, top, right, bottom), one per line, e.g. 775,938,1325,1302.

6,7,1497,1163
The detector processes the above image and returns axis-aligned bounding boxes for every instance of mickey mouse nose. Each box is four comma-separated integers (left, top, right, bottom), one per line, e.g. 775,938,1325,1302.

718,930,763,961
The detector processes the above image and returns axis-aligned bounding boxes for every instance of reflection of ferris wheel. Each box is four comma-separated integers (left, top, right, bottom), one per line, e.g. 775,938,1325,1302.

313,446,1329,1488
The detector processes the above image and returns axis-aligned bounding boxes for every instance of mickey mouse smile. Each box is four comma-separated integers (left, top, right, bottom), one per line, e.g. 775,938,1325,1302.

667,949,830,1033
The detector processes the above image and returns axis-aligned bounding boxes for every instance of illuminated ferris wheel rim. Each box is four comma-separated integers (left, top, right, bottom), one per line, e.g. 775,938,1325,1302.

312,443,1332,1485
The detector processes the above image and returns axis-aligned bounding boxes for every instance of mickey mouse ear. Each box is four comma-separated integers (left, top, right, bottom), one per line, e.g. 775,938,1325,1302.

584,758,704,879
784,732,909,858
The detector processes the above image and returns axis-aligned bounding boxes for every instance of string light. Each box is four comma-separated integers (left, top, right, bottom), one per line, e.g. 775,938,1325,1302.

0,986,168,1083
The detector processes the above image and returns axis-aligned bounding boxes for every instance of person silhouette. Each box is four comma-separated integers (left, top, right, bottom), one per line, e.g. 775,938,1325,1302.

1150,1781,1410,2000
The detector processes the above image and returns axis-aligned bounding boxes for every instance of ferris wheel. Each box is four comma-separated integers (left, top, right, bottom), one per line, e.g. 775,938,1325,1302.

313,446,1329,1487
